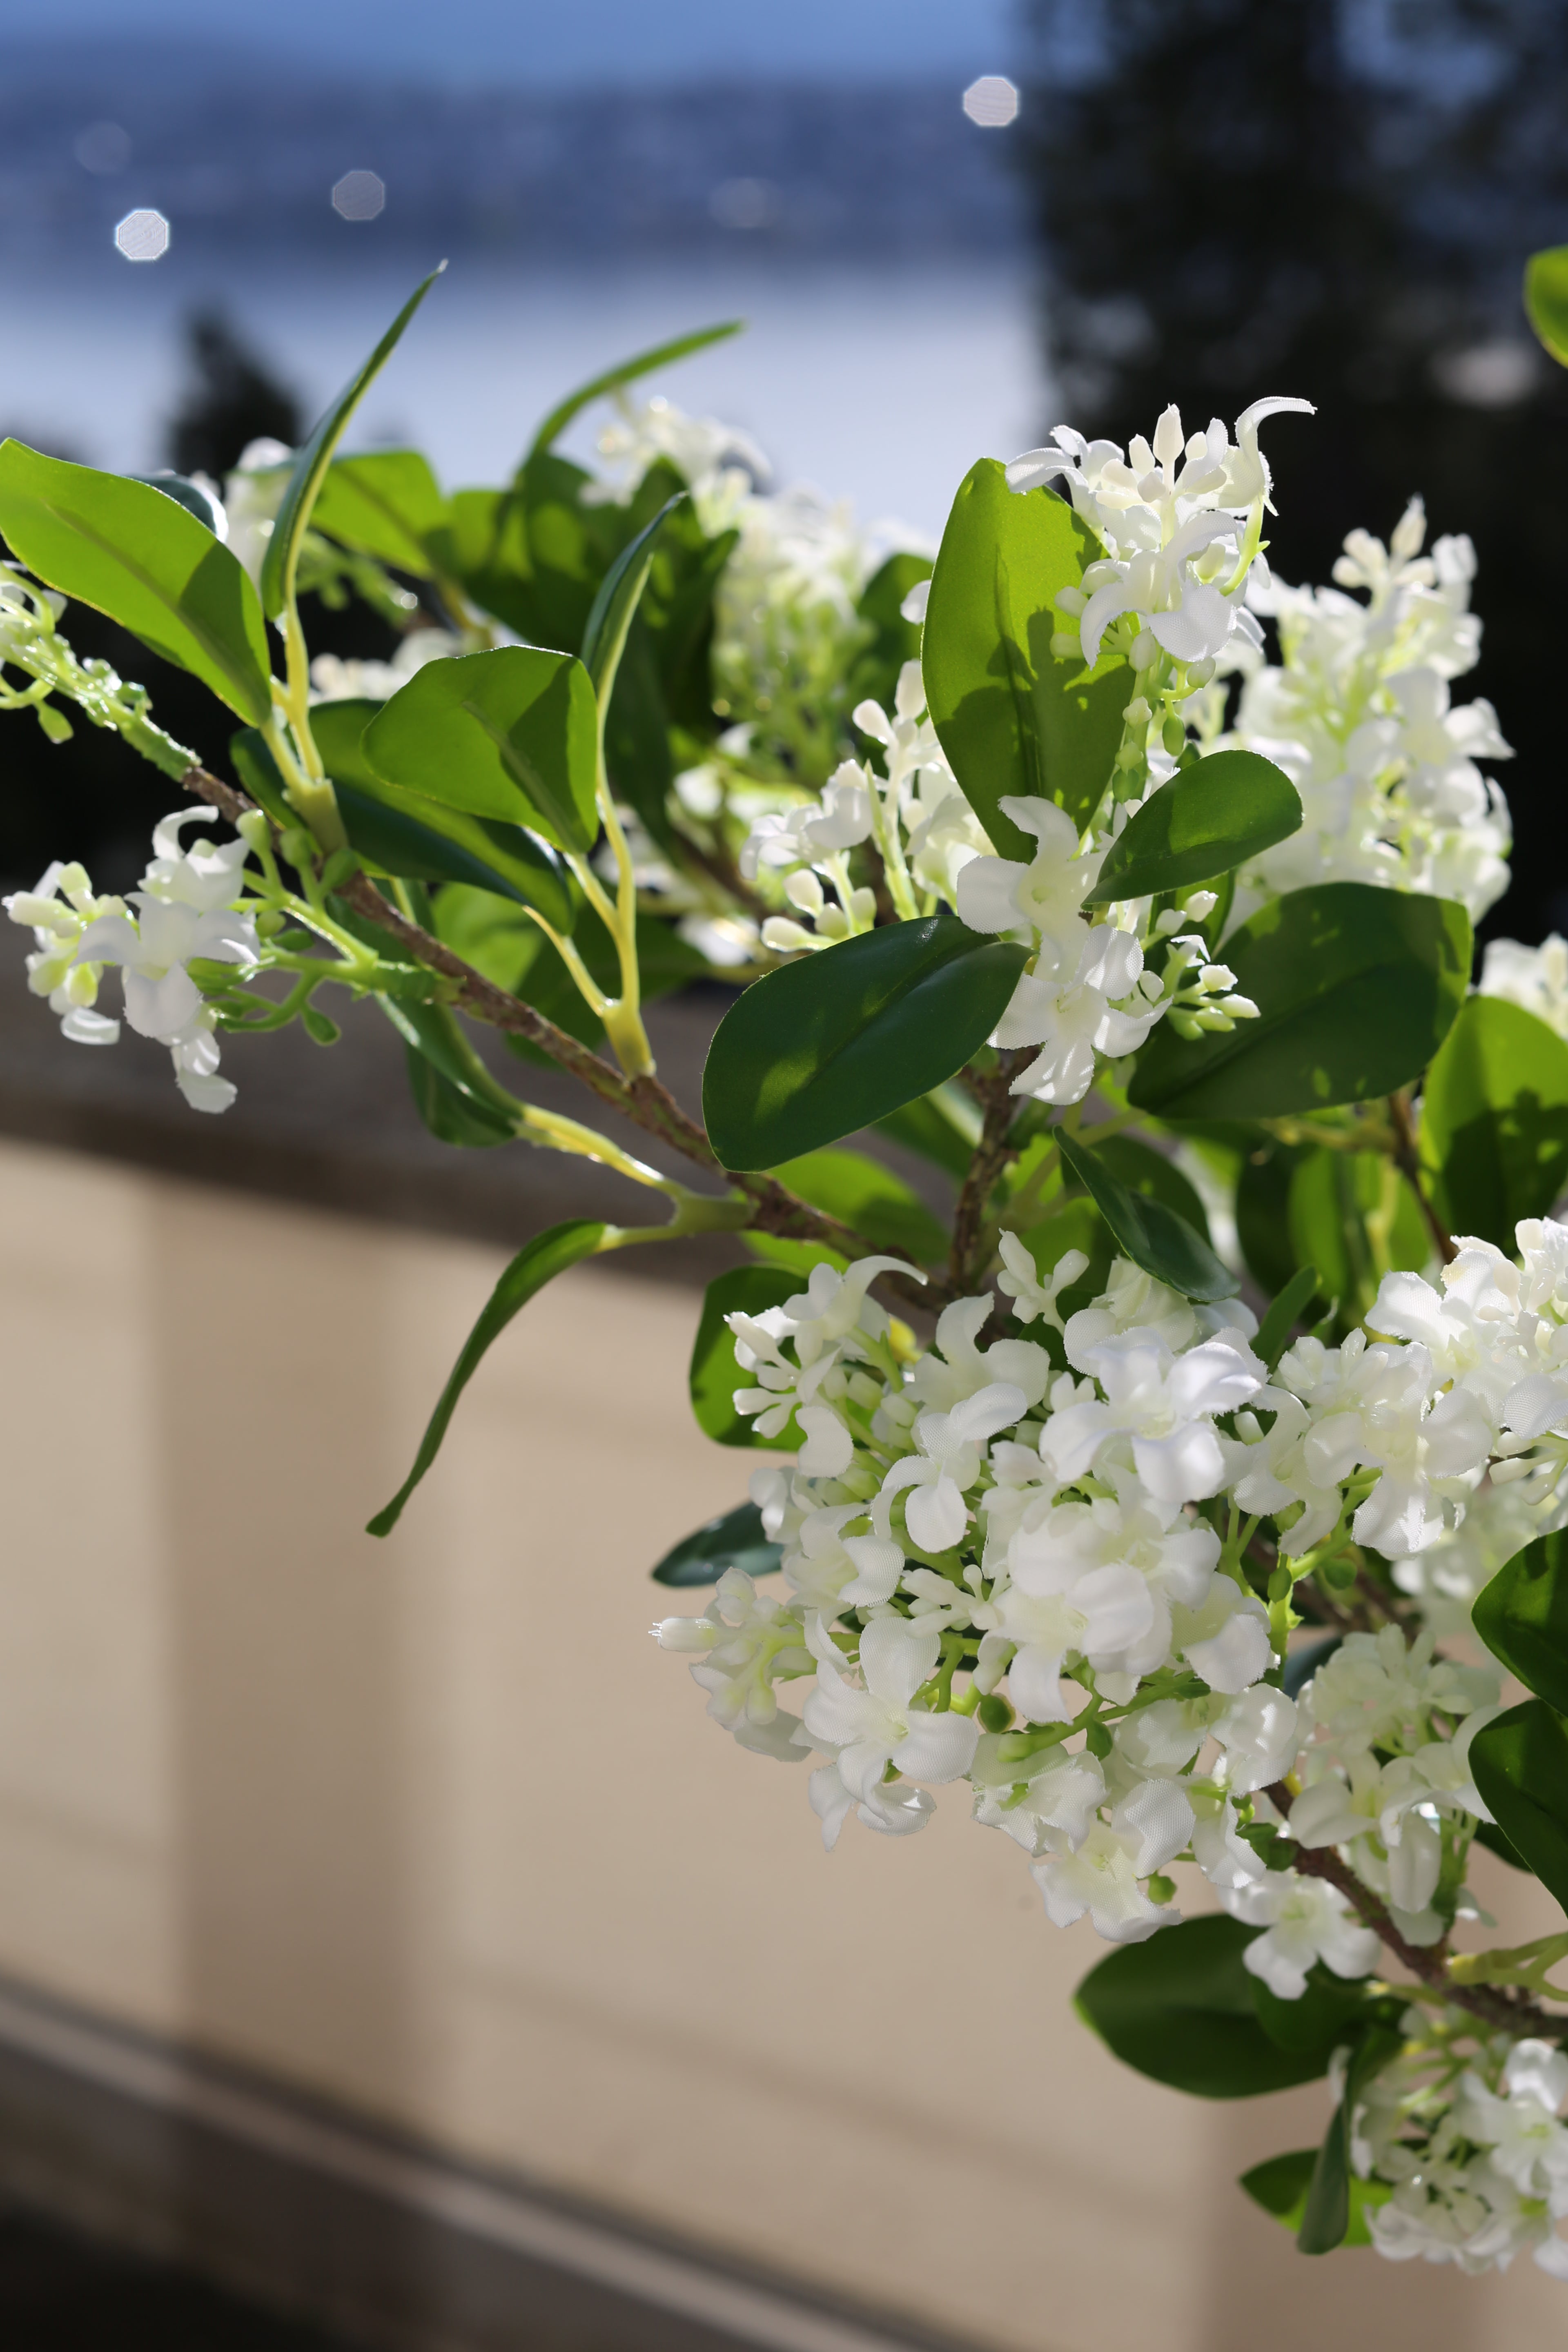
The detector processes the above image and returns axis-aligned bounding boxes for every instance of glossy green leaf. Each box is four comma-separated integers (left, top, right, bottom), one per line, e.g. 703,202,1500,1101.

429,457,613,650
364,645,600,854
367,1217,606,1536
770,1147,949,1266
310,449,448,575
651,1501,782,1587
309,700,575,931
128,470,229,534
1091,1133,1212,1242
702,915,1028,1171
1471,1700,1568,1915
1420,996,1568,1255
1474,1531,1568,1716
1129,884,1472,1120
0,441,272,723
689,1267,804,1448
1526,246,1568,368
1241,2150,1387,2249
581,490,688,710
923,460,1128,860
524,321,744,463
1086,750,1302,907
1299,2026,1403,2254
1254,1265,1321,1371
381,998,519,1149
873,1083,982,1180
261,266,443,618
1055,1129,1236,1303
1074,1915,1340,2098
1289,1145,1430,1335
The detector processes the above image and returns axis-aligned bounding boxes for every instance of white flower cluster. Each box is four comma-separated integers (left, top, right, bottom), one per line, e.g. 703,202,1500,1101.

1216,499,1513,924
1008,397,1313,681
957,796,1256,1105
4,811,257,1111
655,1226,1568,1964
1477,933,1568,1043
1352,2016,1568,2279
309,627,466,706
737,657,990,951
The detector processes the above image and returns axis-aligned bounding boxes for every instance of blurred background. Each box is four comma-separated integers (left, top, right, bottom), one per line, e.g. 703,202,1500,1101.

2,5,1568,2349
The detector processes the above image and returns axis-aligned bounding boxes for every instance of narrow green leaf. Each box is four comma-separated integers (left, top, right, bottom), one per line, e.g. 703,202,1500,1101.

0,442,272,723
652,1501,782,1587
873,1083,982,1180
581,490,689,711
1474,1532,1568,1716
1254,1265,1321,1370
367,1218,605,1535
1299,2026,1403,2254
1129,884,1472,1120
702,915,1028,1171
1090,1133,1212,1241
689,1267,805,1448
381,997,519,1148
364,645,599,854
1420,996,1568,1254
309,699,575,929
262,266,444,619
1074,1916,1338,2098
524,321,744,464
1055,1128,1236,1303
923,460,1128,860
770,1147,949,1266
1241,2150,1387,2248
1471,1700,1568,1915
310,448,448,575
1526,246,1568,368
1086,750,1302,907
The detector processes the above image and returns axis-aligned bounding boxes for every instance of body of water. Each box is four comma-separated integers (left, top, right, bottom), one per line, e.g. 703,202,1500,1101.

0,249,1043,539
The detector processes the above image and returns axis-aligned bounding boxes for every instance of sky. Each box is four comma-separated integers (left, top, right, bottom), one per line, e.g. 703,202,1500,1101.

9,0,1022,87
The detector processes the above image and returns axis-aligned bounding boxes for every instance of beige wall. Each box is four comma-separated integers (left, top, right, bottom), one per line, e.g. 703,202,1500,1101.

0,1131,1564,2352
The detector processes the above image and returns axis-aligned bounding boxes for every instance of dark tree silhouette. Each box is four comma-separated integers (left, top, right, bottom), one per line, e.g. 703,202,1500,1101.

167,312,301,482
1020,0,1568,943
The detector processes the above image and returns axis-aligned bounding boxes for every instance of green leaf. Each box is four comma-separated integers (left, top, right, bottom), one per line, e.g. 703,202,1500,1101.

1086,750,1302,907
770,1147,949,1266
228,726,296,830
703,916,1027,1172
367,1218,606,1536
1420,996,1568,1255
652,1500,781,1587
309,699,575,931
1090,1133,1211,1242
689,1267,804,1448
429,457,612,649
310,448,448,575
1298,2026,1403,2254
581,490,688,710
1250,1964,1390,2059
524,321,745,464
364,645,600,854
380,998,518,1149
1474,1531,1568,1715
261,267,443,619
1526,246,1568,368
923,461,1128,860
1289,1146,1430,1334
127,470,229,534
1055,1128,1236,1303
1241,2150,1388,2248
0,441,272,724
1471,1699,1568,1915
1254,1265,1321,1371
1074,1915,1341,2098
1473,1817,1530,1871
429,887,701,1062
1129,884,1472,1120
872,1083,982,1180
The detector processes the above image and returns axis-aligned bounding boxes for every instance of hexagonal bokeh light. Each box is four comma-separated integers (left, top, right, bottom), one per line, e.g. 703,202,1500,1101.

114,209,171,262
332,170,386,222
962,75,1019,128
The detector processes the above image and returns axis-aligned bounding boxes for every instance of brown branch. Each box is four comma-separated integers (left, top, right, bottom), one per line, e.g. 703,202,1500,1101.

1264,1782,1564,2041
947,1054,1026,1292
1387,1090,1456,1266
180,763,945,1308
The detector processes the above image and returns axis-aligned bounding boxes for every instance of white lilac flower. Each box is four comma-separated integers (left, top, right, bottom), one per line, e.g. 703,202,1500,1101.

800,1614,980,1842
1042,1324,1265,1503
1032,1820,1180,1943
1007,398,1312,678
1226,1871,1381,2000
70,811,258,1112
4,859,126,1045
652,1567,811,1762
309,627,465,704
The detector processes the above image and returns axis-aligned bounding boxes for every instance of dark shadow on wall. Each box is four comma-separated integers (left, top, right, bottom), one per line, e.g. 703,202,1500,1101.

1019,0,1568,949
